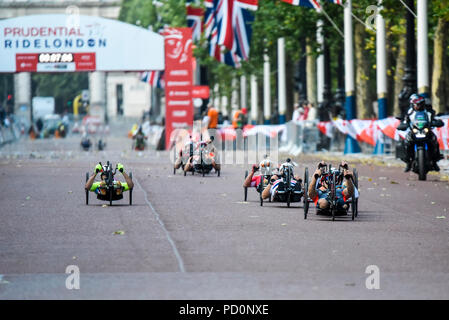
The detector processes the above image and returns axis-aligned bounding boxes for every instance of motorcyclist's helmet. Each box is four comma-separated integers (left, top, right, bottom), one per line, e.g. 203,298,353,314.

410,94,425,111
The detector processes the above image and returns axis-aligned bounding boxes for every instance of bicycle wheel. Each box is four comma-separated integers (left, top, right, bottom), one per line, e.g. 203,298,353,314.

244,170,248,201
331,172,336,221
129,172,133,206
85,172,89,205
303,167,309,219
353,168,359,217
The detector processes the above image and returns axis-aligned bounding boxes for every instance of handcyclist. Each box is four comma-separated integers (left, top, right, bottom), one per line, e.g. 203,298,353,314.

85,163,134,200
307,161,355,215
260,159,303,202
243,157,276,189
183,136,221,173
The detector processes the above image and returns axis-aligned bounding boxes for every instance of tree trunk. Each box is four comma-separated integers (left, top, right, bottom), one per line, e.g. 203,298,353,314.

386,23,396,116
354,23,373,119
393,29,406,116
306,39,317,107
431,17,449,114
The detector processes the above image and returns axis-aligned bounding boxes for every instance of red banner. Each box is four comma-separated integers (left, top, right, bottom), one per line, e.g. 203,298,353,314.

192,86,210,98
164,27,194,149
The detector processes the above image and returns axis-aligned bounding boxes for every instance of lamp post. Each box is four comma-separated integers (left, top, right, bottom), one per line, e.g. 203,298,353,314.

398,0,417,117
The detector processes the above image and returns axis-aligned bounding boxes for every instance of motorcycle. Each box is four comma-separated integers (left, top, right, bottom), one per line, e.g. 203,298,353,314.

398,111,444,181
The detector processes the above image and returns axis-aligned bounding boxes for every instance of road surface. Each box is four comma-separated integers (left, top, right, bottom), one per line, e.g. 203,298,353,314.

0,134,448,299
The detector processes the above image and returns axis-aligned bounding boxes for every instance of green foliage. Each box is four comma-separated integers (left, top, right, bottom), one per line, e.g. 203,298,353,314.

32,73,88,113
117,0,448,112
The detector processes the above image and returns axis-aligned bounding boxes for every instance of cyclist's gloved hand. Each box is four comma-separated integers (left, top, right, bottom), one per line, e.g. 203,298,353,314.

343,169,352,180
318,161,327,169
117,163,124,173
252,164,259,173
95,163,102,174
314,169,322,179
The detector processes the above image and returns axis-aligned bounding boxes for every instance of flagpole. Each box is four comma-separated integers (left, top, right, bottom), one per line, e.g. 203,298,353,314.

263,52,271,125
251,74,258,124
374,0,388,154
343,0,361,154
278,37,287,124
316,19,324,105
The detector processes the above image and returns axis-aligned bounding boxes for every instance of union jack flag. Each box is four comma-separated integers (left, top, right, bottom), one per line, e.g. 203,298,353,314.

140,71,165,89
186,1,204,42
205,0,258,67
327,0,343,4
280,0,321,10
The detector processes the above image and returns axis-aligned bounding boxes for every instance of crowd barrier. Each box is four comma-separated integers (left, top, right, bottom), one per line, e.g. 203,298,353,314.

0,116,24,147
167,115,449,164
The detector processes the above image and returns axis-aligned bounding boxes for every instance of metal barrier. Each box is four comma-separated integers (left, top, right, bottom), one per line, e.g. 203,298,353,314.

279,120,320,155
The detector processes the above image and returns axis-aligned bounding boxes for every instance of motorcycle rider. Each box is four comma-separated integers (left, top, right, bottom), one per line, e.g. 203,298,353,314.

397,94,444,172
85,163,134,199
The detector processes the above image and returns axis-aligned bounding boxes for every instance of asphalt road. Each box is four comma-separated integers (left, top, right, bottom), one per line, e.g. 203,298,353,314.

0,135,448,299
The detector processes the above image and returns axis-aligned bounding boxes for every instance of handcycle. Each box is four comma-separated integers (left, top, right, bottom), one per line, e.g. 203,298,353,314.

174,136,220,177
260,158,307,208
303,163,358,221
85,161,133,206
244,157,275,203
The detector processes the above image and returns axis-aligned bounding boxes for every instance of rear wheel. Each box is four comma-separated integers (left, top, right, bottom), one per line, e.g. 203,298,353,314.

129,172,133,206
304,167,309,219
217,169,220,177
287,192,291,207
244,170,248,201
353,168,358,218
184,170,187,176
85,172,89,205
418,148,426,181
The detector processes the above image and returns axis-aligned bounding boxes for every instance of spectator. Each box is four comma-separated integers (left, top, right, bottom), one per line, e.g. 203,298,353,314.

232,108,246,129
292,102,300,122
206,104,219,129
306,102,318,121
301,100,310,120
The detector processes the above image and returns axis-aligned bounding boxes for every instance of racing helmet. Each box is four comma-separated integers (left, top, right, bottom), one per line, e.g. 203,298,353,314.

410,94,425,111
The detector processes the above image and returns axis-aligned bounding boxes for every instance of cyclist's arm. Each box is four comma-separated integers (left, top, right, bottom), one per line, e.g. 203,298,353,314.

122,171,134,189
85,173,97,191
262,183,271,199
89,181,101,192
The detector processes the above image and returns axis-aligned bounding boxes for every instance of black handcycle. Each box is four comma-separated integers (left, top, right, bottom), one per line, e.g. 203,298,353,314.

303,163,358,221
85,161,133,206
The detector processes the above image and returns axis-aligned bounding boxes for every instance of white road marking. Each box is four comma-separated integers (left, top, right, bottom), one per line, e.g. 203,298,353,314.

135,178,186,273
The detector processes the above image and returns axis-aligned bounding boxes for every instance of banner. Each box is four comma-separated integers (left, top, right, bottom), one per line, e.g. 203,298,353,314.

317,116,449,150
0,15,164,72
164,27,194,149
